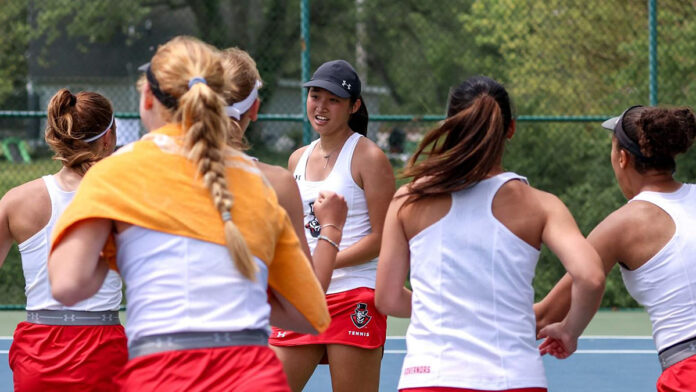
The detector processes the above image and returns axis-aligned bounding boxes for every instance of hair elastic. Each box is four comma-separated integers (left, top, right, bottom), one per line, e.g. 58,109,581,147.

188,77,207,89
83,115,115,143
221,211,232,222
226,80,262,120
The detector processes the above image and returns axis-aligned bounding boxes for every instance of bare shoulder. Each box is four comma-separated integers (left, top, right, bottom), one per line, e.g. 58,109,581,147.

288,145,310,172
596,200,664,241
256,161,296,191
496,179,558,214
1,178,48,211
0,178,51,241
355,135,388,162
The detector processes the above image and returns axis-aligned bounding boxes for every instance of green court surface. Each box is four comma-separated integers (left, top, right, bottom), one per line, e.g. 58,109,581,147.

0,309,652,337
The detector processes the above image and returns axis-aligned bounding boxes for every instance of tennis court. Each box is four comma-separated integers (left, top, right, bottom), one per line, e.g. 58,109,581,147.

0,310,661,391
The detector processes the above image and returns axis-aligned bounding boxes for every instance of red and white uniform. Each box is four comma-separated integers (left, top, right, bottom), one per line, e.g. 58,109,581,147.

50,126,329,392
270,132,387,350
10,175,126,392
623,184,696,391
114,227,289,391
399,173,547,391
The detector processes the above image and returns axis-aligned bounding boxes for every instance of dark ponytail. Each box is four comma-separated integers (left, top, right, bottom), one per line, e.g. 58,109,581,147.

402,76,512,204
348,95,368,136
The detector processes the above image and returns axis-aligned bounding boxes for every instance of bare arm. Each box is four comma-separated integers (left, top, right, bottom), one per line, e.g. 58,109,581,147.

536,193,605,359
257,162,311,259
48,218,111,306
268,287,319,334
311,191,347,290
535,208,625,333
335,140,395,268
0,194,13,268
375,187,412,317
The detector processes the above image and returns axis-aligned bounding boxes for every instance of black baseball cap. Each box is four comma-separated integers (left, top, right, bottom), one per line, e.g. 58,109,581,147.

303,60,361,99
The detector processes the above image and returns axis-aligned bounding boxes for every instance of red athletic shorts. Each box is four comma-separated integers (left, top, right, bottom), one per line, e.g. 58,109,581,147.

657,354,696,392
117,345,290,391
9,321,128,392
269,287,387,350
401,388,546,392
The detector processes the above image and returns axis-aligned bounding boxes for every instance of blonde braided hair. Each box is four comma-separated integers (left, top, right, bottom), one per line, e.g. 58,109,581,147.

150,36,257,280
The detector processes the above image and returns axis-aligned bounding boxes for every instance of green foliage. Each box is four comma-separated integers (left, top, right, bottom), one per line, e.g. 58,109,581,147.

0,0,30,107
0,245,25,305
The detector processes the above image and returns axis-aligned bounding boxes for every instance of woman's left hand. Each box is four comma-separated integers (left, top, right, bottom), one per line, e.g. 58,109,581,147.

537,321,577,359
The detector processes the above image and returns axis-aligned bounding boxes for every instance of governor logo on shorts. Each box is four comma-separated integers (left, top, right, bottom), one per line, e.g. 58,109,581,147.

350,303,372,329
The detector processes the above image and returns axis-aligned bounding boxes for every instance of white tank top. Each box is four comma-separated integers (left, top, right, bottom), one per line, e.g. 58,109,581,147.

19,175,122,311
399,172,546,390
622,184,696,352
115,226,271,345
294,132,376,294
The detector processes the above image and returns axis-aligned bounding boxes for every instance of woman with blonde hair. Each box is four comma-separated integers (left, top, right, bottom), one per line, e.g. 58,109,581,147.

0,88,124,391
47,36,330,391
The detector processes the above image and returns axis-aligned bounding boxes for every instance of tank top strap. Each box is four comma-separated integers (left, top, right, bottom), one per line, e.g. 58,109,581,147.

334,132,362,177
630,185,693,228
293,138,320,181
454,172,528,206
42,175,61,225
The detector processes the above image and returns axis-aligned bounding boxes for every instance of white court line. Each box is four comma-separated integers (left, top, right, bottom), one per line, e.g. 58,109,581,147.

384,349,656,355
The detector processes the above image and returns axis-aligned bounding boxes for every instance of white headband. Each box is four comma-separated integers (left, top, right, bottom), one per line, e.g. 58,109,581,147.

226,80,262,120
83,115,114,143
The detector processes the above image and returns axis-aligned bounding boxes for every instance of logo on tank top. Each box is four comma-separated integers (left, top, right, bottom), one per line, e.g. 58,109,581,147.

305,201,321,238
350,303,372,329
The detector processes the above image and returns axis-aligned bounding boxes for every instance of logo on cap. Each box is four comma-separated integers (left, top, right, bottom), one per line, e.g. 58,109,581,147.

342,80,351,90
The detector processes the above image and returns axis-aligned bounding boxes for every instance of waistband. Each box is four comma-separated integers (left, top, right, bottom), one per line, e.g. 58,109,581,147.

128,329,270,359
26,310,120,326
659,335,696,371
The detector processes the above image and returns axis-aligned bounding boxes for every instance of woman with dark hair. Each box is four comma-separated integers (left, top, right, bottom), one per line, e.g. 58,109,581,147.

0,88,125,391
375,75,605,391
269,59,395,392
535,105,696,392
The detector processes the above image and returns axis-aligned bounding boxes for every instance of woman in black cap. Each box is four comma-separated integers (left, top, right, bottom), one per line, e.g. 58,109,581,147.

269,59,395,392
535,105,696,391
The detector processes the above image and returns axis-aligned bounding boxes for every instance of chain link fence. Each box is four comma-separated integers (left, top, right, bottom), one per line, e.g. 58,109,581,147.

2,0,696,307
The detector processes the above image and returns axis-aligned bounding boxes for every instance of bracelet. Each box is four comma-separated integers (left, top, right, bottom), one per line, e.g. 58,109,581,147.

317,235,340,251
320,223,343,232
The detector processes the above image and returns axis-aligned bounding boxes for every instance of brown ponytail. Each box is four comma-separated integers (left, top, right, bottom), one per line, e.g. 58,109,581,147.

45,88,114,176
402,76,512,204
149,36,257,280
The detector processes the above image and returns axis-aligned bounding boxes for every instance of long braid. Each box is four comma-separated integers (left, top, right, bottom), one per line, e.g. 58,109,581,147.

152,36,257,280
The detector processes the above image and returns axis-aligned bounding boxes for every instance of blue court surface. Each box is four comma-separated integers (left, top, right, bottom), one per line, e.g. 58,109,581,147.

0,335,661,391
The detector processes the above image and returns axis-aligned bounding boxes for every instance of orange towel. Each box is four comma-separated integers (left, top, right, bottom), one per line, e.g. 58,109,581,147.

51,124,329,332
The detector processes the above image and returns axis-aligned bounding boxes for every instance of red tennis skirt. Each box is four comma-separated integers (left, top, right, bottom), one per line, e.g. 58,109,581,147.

117,345,290,391
401,388,546,392
269,287,387,350
9,321,128,392
657,354,696,392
